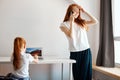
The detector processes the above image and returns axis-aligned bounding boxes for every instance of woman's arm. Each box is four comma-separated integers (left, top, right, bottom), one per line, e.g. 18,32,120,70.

60,26,71,38
79,6,98,25
83,11,98,25
60,14,74,38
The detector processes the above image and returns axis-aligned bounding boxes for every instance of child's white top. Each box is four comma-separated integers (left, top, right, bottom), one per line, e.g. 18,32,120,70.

60,21,90,52
13,52,34,78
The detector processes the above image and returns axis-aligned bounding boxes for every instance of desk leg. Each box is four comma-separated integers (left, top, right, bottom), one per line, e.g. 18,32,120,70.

61,63,63,80
69,63,73,80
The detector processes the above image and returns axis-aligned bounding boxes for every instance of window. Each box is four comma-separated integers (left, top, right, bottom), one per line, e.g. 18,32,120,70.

113,0,120,64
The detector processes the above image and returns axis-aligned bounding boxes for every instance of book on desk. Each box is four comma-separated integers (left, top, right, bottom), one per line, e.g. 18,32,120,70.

26,47,43,59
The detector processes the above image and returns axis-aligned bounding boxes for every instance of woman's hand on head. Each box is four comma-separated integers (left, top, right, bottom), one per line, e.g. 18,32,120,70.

80,8,85,12
78,5,85,12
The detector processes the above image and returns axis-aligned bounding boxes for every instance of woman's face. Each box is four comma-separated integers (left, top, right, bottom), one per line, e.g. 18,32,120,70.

72,6,80,18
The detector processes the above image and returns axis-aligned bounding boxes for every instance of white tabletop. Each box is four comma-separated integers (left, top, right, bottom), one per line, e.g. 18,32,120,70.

0,57,76,64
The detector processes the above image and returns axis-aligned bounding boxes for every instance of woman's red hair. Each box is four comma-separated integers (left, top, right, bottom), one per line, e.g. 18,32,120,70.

13,37,26,70
63,4,87,29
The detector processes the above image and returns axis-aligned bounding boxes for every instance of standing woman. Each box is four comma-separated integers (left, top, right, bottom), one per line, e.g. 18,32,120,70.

11,37,39,80
60,4,98,80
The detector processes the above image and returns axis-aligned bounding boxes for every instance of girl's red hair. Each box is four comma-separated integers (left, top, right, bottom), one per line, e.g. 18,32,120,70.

13,37,26,70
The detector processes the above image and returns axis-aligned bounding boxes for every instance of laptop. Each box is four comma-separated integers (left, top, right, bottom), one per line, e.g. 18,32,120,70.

26,47,43,59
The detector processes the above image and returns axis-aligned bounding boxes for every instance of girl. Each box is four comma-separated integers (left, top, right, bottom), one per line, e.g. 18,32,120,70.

60,4,98,80
11,37,39,80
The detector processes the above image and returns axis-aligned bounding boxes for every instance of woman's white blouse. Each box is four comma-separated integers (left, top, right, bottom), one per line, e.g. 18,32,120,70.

60,21,90,52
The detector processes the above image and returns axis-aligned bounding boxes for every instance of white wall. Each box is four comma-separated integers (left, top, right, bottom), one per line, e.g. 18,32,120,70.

0,0,100,80
0,0,72,57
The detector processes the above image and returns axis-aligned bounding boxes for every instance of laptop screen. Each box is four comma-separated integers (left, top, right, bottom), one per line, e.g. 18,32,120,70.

26,47,42,57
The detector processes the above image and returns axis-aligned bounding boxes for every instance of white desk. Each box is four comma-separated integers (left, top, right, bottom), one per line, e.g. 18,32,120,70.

0,57,76,80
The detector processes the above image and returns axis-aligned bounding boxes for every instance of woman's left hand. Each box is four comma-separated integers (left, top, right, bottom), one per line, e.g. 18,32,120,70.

79,6,85,12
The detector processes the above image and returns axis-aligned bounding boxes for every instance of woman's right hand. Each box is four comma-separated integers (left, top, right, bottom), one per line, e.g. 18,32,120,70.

70,13,75,23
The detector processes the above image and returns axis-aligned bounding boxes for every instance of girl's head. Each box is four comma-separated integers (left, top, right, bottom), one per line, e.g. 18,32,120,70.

63,4,86,27
14,37,26,53
13,37,26,70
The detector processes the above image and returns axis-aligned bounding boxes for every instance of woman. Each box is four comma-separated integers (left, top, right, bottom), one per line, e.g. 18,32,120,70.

60,4,98,80
11,37,39,80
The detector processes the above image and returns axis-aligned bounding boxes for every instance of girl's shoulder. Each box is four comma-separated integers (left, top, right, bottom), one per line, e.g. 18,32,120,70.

21,53,31,58
22,53,34,61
